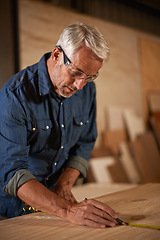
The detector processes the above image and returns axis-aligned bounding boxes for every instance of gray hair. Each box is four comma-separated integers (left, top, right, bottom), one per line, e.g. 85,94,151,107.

56,22,110,62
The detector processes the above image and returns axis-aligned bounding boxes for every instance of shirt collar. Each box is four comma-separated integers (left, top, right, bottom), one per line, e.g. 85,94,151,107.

38,52,53,96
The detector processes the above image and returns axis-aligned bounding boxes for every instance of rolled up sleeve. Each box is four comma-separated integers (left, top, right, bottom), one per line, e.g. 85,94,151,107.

65,155,90,178
4,169,36,197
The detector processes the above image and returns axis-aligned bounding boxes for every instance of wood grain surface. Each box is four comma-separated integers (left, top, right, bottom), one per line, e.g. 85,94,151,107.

0,184,160,240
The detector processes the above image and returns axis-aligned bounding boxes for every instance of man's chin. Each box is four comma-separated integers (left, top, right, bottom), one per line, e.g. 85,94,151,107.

58,88,76,98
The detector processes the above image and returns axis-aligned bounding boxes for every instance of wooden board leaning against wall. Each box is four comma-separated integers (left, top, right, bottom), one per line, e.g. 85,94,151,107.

139,37,160,121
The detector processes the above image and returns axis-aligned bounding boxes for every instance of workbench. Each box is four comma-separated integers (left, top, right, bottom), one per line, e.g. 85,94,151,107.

0,183,160,240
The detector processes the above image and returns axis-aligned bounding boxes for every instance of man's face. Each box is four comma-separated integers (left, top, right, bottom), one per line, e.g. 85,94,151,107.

49,45,103,98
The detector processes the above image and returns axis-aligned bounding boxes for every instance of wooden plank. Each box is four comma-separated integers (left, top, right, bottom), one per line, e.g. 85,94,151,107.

101,129,127,154
118,142,142,183
72,183,137,202
89,157,115,183
87,147,114,182
123,109,146,141
90,147,113,158
140,37,160,120
152,112,160,120
106,106,125,130
0,184,160,240
148,92,160,112
107,157,130,183
96,183,160,231
130,132,160,183
150,116,160,149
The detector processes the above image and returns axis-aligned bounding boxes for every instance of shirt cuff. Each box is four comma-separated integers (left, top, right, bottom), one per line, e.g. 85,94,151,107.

4,169,36,197
65,155,90,178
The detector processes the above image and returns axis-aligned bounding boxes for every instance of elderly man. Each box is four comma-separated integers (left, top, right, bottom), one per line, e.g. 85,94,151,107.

0,22,118,228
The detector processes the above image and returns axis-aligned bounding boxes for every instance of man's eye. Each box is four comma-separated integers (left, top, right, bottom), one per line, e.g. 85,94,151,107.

72,70,82,77
69,69,82,77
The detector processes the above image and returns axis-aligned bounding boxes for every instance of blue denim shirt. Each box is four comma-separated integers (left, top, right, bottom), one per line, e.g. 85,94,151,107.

0,53,97,217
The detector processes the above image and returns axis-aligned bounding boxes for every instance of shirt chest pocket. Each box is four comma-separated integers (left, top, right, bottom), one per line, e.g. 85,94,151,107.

27,120,53,152
71,115,89,146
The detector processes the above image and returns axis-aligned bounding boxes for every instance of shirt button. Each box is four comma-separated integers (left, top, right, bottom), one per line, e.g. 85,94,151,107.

32,127,36,131
46,125,49,129
80,122,83,125
54,162,57,166
61,146,64,149
61,124,64,128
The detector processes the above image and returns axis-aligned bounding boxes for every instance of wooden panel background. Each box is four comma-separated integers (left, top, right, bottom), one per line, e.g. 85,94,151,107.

140,37,160,120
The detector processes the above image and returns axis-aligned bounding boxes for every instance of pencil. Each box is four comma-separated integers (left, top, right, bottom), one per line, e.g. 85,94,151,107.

116,218,126,225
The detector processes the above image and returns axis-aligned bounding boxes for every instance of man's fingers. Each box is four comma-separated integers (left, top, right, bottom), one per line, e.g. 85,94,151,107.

83,202,117,226
84,211,116,227
84,199,118,219
82,219,108,229
89,207,117,225
67,200,118,228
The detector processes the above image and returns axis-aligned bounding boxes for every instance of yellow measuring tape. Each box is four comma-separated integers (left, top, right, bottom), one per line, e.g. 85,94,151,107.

126,222,160,230
116,218,160,230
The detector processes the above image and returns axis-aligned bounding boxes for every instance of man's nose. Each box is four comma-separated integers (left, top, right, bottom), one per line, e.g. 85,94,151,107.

74,79,86,90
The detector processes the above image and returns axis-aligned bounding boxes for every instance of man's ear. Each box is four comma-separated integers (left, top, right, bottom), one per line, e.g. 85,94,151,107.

51,47,61,62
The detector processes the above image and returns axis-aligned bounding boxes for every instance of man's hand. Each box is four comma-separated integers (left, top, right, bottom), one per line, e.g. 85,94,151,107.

52,183,78,203
52,167,80,203
17,178,119,228
66,198,118,228
52,167,118,228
